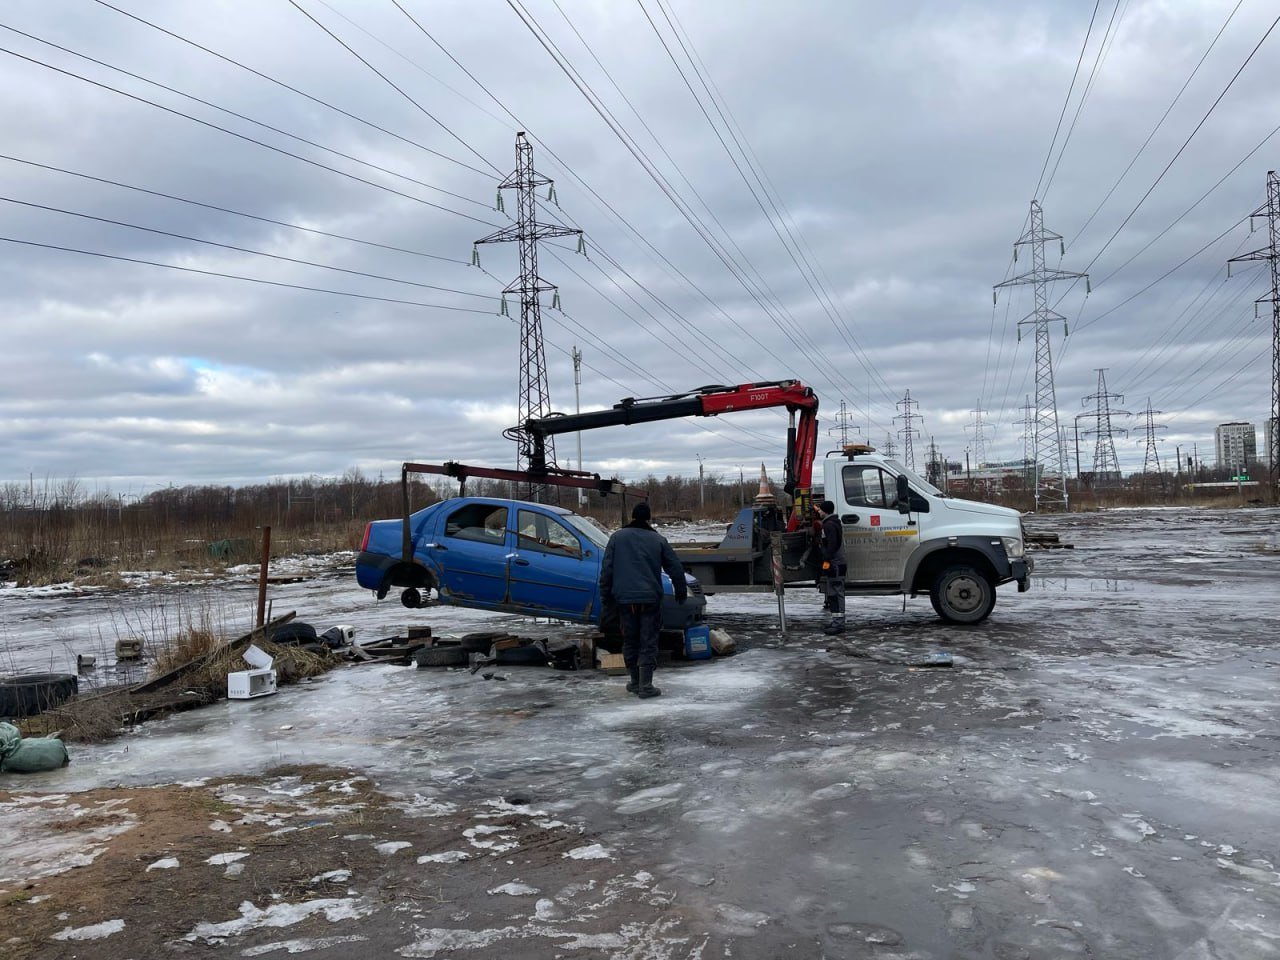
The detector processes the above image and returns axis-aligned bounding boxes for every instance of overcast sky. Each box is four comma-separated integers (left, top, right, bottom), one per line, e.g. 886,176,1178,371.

1,0,1277,495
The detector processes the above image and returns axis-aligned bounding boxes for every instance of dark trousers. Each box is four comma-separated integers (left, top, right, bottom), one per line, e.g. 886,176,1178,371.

822,563,847,618
620,602,662,671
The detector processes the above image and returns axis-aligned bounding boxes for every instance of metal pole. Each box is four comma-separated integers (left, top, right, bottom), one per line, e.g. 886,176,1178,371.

256,525,271,629
697,455,705,512
771,533,787,637
573,346,584,507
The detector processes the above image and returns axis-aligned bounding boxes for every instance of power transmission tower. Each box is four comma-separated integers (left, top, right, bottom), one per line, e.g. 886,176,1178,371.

1015,395,1036,489
1137,399,1167,487
572,346,584,506
1081,368,1129,485
1227,169,1280,498
881,432,898,458
828,399,857,446
925,436,946,491
475,132,583,500
894,391,923,470
994,200,1090,511
966,400,989,468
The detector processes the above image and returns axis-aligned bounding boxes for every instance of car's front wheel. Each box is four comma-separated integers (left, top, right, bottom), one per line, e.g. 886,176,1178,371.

930,565,995,624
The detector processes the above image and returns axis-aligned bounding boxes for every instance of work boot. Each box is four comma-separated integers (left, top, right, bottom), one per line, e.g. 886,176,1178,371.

637,665,662,699
822,619,845,635
625,665,640,694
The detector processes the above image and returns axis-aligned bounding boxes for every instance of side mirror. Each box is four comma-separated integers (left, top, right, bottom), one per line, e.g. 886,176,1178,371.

896,474,911,514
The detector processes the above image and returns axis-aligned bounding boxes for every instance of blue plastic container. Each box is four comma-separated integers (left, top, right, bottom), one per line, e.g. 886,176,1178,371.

683,624,712,660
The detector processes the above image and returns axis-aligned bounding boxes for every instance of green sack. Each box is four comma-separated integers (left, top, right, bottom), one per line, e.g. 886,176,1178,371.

0,722,20,758
0,737,69,773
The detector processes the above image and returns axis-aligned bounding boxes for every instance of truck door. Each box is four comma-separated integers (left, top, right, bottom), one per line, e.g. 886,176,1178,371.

507,508,596,622
837,463,919,584
434,502,512,608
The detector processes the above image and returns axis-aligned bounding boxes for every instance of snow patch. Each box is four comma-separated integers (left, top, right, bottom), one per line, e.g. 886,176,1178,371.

52,918,124,941
146,857,180,871
563,844,613,861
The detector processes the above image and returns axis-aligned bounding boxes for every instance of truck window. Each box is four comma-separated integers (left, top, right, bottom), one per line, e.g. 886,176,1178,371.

517,510,582,557
842,464,891,508
444,503,508,545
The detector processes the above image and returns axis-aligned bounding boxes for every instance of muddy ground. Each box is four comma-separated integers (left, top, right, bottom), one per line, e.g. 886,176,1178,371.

2,506,1279,958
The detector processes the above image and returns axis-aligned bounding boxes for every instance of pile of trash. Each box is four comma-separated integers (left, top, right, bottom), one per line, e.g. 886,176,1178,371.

0,721,69,774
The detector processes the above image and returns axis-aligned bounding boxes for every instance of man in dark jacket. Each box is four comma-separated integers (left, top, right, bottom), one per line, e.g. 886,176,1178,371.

599,502,687,698
816,499,846,634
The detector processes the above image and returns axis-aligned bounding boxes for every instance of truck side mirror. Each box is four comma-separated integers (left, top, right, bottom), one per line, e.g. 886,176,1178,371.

896,474,911,514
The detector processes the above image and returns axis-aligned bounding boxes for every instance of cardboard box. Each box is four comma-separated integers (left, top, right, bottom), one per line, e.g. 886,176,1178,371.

228,644,278,699
597,652,627,675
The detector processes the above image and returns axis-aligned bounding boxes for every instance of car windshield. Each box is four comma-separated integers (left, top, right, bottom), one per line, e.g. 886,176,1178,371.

565,514,610,548
886,459,944,497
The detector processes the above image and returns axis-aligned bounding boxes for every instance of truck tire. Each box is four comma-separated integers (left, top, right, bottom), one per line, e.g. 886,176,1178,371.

930,565,995,624
415,646,468,668
0,673,79,719
401,587,422,609
267,622,317,645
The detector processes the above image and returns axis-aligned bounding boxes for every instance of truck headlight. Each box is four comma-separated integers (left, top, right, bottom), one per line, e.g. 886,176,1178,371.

1001,536,1025,559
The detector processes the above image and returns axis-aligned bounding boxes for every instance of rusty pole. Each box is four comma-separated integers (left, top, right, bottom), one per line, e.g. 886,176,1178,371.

256,525,271,629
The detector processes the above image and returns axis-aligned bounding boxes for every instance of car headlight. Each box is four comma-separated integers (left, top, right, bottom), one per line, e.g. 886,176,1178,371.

1001,536,1025,559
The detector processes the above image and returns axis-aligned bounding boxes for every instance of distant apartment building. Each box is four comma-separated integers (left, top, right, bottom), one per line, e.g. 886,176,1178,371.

1214,421,1257,470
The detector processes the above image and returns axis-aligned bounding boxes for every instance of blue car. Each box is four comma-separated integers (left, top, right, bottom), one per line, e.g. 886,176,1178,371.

356,497,706,631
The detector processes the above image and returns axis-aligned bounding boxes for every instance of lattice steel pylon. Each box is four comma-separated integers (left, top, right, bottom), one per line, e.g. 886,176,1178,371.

966,399,989,469
828,399,857,446
1137,399,1167,487
894,390,922,470
881,432,898,458
1227,169,1280,499
1015,394,1035,486
1082,368,1128,484
995,200,1090,511
925,436,946,490
475,132,582,500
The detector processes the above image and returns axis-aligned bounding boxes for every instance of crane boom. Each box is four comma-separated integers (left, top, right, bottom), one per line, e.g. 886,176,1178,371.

524,380,820,525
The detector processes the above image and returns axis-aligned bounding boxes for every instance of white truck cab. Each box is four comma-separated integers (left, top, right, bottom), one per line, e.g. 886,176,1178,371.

821,448,1030,622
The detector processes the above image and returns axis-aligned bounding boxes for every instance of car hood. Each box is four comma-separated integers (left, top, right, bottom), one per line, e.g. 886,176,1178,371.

939,498,1023,522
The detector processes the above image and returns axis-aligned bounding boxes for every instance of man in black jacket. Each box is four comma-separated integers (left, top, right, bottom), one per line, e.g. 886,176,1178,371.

815,500,846,634
599,502,687,698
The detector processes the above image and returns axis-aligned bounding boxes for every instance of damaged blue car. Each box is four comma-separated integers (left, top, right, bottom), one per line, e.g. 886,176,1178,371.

356,497,705,631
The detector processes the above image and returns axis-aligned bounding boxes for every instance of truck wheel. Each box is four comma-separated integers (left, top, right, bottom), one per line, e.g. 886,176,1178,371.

401,587,422,609
930,565,995,624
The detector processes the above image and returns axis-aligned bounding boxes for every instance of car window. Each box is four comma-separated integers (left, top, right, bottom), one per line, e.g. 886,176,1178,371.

517,510,582,557
842,465,891,508
444,503,508,545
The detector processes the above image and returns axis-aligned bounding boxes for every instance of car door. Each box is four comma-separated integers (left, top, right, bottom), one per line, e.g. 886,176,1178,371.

432,501,512,608
837,463,919,584
506,508,596,621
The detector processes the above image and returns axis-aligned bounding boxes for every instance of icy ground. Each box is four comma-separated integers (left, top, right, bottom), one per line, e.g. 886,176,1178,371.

3,506,1280,957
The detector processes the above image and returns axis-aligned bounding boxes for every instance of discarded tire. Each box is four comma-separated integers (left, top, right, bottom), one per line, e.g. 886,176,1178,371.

0,673,79,719
266,622,318,645
415,646,468,668
457,636,498,654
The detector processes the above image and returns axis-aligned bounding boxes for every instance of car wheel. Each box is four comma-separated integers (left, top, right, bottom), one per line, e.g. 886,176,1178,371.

415,646,468,668
401,587,422,609
930,565,995,624
0,672,79,719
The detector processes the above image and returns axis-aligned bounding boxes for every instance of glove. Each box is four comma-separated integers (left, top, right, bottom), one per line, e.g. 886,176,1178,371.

822,561,831,571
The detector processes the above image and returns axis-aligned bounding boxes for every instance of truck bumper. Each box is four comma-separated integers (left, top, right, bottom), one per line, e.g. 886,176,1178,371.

1013,556,1032,592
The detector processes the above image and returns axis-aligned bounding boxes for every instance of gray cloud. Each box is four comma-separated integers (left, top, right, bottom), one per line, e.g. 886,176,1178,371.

0,0,1275,494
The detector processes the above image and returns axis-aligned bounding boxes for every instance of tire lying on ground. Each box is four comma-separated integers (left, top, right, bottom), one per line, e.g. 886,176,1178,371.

266,622,318,645
0,673,79,719
495,643,549,666
414,646,469,668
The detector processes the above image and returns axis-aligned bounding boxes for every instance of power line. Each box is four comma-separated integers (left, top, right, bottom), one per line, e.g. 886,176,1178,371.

0,45,498,225
285,0,500,177
0,23,491,213
1031,0,1100,201
0,196,496,301
88,0,498,180
0,235,497,314
0,154,470,265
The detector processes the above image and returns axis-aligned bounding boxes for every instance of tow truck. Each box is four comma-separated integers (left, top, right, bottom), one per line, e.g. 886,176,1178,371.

357,380,1031,625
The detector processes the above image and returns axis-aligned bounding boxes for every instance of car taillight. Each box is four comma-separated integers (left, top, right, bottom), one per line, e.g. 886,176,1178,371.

360,523,372,551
